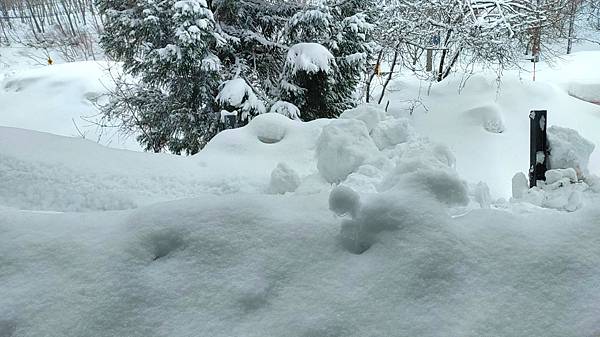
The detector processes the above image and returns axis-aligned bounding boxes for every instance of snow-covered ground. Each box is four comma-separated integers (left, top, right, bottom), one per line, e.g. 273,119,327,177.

2,42,600,336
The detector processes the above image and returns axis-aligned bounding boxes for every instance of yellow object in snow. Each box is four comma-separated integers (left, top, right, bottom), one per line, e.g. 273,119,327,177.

375,63,382,77
47,57,53,65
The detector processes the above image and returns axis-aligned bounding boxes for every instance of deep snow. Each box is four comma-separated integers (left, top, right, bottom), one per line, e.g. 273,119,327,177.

2,43,600,337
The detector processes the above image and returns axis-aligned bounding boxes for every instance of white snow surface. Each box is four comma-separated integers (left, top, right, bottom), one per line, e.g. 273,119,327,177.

3,48,600,337
0,60,139,150
384,51,600,198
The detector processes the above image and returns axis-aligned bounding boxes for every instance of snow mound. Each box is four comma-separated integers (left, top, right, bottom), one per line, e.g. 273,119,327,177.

286,43,335,74
268,163,301,194
548,126,595,178
462,104,505,133
568,81,600,105
329,185,361,218
250,113,290,144
316,119,378,183
511,168,588,212
339,103,385,131
371,117,416,150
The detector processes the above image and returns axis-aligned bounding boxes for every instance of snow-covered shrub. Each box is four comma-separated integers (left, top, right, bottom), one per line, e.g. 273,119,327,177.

548,126,595,179
281,2,374,120
279,43,340,121
316,119,378,183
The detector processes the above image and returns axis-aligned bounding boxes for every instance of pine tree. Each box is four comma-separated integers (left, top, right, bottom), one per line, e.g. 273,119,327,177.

98,0,225,154
279,1,373,120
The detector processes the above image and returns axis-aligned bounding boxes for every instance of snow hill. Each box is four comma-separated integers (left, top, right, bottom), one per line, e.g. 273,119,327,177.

1,48,600,336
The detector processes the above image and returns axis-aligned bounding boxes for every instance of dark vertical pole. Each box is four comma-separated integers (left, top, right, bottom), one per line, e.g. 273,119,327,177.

529,110,548,187
426,49,433,71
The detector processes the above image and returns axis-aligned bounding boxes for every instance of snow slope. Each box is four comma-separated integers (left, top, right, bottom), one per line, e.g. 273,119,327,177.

0,60,138,150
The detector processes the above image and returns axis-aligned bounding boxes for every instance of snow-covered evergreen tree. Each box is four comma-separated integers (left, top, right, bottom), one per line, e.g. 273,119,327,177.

280,1,374,120
98,0,224,154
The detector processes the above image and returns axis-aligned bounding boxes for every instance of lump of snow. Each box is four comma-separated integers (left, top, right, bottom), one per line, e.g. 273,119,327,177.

217,78,250,107
286,43,335,75
329,185,361,218
269,101,301,121
462,104,505,133
545,168,578,185
339,103,385,132
249,113,290,144
371,117,416,150
268,163,301,194
548,126,595,178
217,78,265,119
473,182,491,209
511,172,529,199
377,140,468,206
316,119,378,183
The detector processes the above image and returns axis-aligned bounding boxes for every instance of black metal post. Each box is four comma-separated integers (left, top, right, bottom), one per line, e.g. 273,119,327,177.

529,110,548,187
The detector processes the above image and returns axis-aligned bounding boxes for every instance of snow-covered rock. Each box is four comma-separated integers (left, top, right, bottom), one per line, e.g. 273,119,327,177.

316,119,378,183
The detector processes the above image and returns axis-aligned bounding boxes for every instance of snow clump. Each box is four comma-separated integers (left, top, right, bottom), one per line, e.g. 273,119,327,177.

316,119,378,183
268,163,301,194
286,43,335,74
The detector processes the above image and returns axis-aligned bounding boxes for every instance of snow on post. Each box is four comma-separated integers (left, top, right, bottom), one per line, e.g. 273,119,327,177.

286,43,335,75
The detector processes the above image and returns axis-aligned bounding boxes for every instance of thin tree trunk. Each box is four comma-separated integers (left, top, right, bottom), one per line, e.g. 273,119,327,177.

365,49,383,103
378,47,399,104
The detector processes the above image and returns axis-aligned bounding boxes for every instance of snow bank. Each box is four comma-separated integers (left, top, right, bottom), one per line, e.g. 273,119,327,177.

4,92,600,337
568,81,600,105
286,43,334,74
